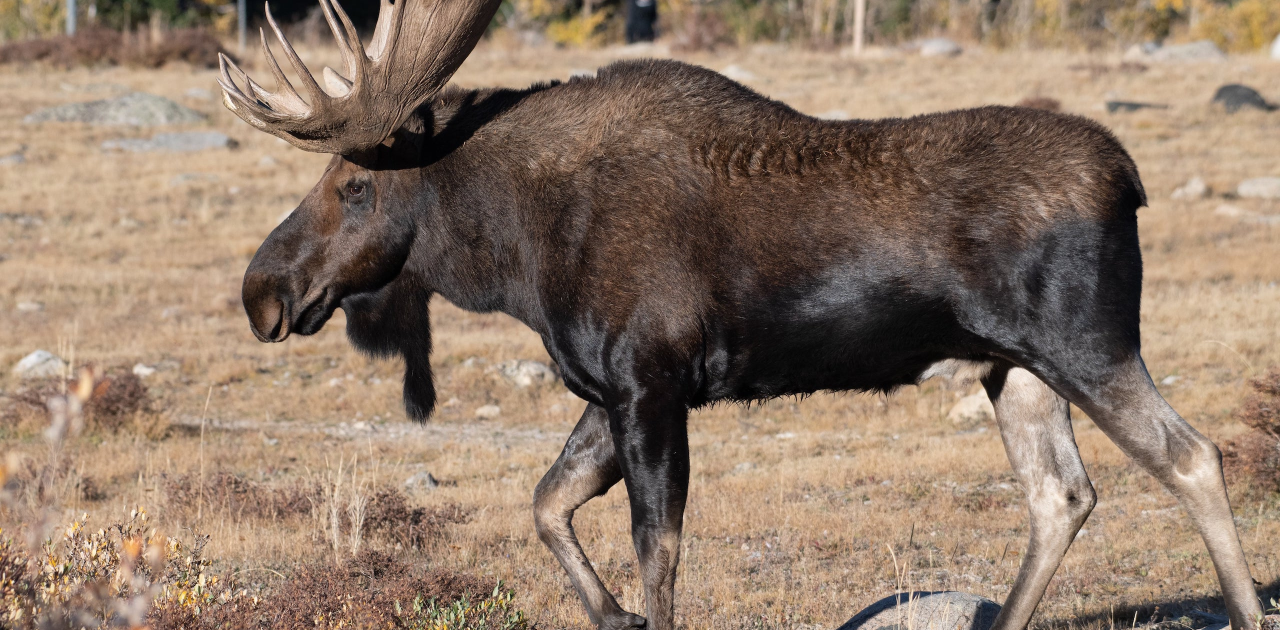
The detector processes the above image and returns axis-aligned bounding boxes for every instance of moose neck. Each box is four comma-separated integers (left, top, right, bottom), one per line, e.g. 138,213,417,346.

401,86,557,337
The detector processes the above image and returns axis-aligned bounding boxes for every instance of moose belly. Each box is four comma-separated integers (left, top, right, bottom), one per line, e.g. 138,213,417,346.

701,273,989,403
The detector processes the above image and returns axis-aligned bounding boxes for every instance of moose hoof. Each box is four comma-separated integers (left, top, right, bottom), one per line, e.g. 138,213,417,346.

600,612,647,630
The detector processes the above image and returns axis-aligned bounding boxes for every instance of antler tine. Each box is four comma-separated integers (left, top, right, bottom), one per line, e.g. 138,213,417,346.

317,0,366,84
258,27,309,113
263,2,326,107
365,0,400,62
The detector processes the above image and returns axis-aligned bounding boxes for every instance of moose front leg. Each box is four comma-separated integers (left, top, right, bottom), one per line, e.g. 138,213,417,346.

534,404,646,630
609,397,691,630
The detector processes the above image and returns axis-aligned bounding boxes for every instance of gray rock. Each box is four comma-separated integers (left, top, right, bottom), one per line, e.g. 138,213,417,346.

12,350,67,379
1149,40,1225,61
404,471,440,491
0,149,25,166
24,92,206,126
1272,33,1280,60
1171,176,1210,200
839,591,1001,630
1239,177,1280,199
721,65,757,82
103,132,237,153
475,404,501,419
15,301,44,312
917,37,962,57
1211,84,1276,113
948,392,995,427
488,359,558,388
1106,101,1168,113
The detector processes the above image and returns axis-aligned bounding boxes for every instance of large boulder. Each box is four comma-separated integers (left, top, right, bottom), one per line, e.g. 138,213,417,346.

1149,40,1226,61
23,92,205,126
916,37,962,57
102,131,237,153
840,591,1001,630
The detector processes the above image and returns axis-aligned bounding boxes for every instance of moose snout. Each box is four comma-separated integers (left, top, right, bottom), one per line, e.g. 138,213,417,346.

242,271,291,343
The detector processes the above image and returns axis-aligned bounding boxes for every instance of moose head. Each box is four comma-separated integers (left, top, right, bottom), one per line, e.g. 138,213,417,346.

222,0,501,419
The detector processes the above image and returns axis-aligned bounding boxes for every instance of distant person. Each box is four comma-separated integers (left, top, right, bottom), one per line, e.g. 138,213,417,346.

625,0,657,43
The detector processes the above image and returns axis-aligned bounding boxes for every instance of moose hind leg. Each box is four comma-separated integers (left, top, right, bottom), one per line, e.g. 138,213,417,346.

534,404,645,630
983,366,1097,630
1066,358,1262,630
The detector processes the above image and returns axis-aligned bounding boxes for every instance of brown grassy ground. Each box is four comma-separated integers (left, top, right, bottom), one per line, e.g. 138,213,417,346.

1,42,1279,629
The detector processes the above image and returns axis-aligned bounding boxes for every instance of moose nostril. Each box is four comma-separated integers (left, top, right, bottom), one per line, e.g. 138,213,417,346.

263,300,285,341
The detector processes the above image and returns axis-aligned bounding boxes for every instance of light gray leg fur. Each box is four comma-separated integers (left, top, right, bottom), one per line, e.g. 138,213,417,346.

985,366,1097,630
534,404,647,630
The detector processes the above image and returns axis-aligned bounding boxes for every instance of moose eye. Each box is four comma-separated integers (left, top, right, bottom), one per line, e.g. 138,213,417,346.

346,183,366,198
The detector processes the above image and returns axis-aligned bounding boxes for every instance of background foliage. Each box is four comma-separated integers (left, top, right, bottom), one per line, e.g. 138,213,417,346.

0,0,1277,49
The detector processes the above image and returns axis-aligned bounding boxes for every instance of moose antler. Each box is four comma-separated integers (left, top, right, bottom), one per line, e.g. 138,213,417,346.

217,0,502,154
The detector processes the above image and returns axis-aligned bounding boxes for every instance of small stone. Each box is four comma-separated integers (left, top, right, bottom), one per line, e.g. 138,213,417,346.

24,92,205,126
1211,84,1276,113
1148,40,1225,61
257,155,278,167
102,131,237,153
948,392,995,427
352,421,372,431
404,471,440,490
0,151,25,166
720,65,757,82
916,37,962,57
1171,176,1210,200
15,301,44,312
12,350,66,379
1215,204,1254,218
1160,375,1181,386
1272,33,1280,60
733,462,756,473
475,404,501,419
132,363,157,377
488,359,558,388
839,591,1001,630
1239,177,1280,199
169,173,219,186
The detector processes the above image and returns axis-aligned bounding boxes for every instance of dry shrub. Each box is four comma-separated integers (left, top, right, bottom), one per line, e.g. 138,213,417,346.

6,367,161,436
1223,369,1280,494
151,549,524,630
162,473,470,548
0,509,248,630
0,27,230,68
365,488,473,549
162,471,318,521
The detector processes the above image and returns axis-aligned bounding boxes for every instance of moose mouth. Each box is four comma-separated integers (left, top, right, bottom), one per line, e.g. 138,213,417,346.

249,286,338,343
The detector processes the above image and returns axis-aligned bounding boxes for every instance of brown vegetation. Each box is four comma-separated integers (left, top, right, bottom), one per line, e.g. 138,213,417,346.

0,27,229,68
1224,370,1280,494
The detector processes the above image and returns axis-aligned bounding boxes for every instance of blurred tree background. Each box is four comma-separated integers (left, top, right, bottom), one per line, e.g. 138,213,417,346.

0,0,1277,55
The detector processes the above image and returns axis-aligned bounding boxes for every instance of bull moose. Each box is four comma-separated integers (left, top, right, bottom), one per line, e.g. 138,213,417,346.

216,0,1265,628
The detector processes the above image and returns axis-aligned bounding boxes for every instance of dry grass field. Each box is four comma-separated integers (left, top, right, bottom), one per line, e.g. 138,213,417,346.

1,41,1279,629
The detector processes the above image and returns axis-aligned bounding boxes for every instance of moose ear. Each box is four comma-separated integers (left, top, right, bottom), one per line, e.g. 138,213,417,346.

342,277,436,423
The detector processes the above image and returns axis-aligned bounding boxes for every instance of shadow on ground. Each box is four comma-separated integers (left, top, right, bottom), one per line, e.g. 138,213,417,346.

1039,578,1280,630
